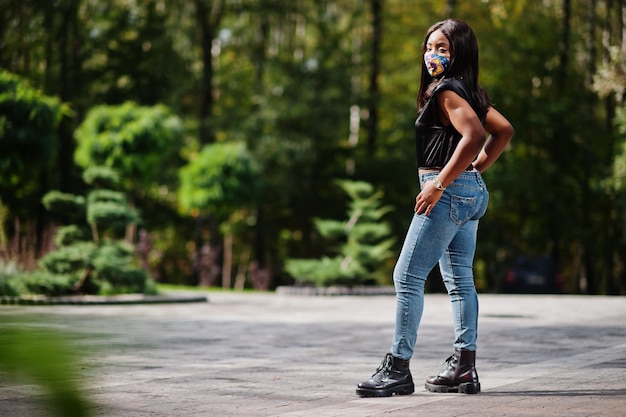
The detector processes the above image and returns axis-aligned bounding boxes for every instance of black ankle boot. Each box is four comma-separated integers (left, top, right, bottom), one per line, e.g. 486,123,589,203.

356,353,415,397
425,349,481,394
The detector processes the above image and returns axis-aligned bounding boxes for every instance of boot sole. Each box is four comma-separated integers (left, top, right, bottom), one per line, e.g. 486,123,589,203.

424,381,481,394
356,383,415,397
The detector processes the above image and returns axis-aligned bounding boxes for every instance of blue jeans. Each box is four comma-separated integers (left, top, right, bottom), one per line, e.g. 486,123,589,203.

390,170,489,360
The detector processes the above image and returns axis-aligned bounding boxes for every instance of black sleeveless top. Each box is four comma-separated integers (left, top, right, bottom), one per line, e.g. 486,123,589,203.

414,78,486,170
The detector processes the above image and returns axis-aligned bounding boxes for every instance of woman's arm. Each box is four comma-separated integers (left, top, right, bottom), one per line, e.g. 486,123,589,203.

415,89,486,215
434,90,487,187
472,106,514,173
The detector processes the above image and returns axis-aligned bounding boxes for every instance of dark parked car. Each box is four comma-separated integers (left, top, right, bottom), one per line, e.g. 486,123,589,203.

502,256,562,294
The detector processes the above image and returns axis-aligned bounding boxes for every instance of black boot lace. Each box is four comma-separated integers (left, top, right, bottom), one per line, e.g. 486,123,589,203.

373,353,393,377
440,353,458,373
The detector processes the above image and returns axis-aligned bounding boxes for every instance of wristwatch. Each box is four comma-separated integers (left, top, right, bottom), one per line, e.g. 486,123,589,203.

432,178,446,191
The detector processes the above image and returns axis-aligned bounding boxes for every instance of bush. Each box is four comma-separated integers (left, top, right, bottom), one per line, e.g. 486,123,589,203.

87,189,128,205
0,274,18,297
20,272,75,297
39,242,96,275
38,240,155,295
82,166,120,189
42,192,86,223
91,242,151,294
87,201,139,231
285,180,395,287
284,256,368,286
37,166,156,296
0,278,17,296
0,261,21,296
54,225,89,247
98,269,151,295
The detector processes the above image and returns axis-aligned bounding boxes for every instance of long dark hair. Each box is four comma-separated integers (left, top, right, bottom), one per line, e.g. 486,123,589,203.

416,19,490,114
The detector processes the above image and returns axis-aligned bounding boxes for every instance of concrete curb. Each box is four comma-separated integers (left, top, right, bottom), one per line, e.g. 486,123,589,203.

0,292,209,305
276,285,396,296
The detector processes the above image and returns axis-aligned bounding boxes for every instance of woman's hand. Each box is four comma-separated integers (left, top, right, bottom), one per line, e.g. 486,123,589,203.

415,180,444,215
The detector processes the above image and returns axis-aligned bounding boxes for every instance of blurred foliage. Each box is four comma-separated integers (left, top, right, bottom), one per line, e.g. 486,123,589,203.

0,260,20,296
20,271,77,297
75,101,182,199
0,324,91,417
43,192,87,224
0,70,67,222
178,142,260,219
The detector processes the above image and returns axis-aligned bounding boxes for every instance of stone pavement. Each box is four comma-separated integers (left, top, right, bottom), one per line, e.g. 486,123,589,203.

1,291,625,417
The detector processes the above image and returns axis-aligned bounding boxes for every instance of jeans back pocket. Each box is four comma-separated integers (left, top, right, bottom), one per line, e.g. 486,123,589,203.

450,195,477,224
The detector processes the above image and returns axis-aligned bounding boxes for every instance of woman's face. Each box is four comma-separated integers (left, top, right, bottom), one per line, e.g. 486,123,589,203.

425,29,451,60
424,29,451,78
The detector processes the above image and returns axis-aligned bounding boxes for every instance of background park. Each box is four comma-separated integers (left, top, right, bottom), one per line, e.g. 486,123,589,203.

1,0,626,298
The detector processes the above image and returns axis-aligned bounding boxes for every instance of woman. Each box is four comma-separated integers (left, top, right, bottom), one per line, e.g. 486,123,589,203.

356,19,514,397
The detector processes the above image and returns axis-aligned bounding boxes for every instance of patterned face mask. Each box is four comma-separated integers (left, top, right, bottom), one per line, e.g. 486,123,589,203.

424,52,450,78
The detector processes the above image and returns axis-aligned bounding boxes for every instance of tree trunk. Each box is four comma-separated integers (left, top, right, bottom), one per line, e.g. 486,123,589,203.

586,0,597,87
367,0,381,156
558,0,571,86
57,0,82,194
581,0,599,295
195,0,224,145
234,245,251,291
222,231,233,289
618,0,626,294
250,8,269,275
555,0,577,292
43,2,54,93
193,0,225,286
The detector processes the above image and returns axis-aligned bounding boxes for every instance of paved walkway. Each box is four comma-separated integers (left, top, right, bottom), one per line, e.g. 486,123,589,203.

1,291,625,416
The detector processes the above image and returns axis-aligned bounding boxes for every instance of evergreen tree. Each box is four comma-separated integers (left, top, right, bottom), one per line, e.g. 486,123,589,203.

285,180,395,287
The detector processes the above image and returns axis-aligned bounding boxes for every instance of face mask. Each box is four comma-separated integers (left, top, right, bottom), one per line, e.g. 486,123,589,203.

424,52,450,78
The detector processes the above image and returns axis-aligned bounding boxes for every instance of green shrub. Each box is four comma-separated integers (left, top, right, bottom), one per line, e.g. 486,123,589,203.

285,180,395,287
0,279,17,296
42,192,86,222
87,189,128,205
0,261,20,296
21,272,75,296
91,242,150,294
39,242,96,275
87,201,139,230
98,269,149,295
284,256,368,286
0,274,18,297
38,166,156,296
54,225,89,247
82,166,120,189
